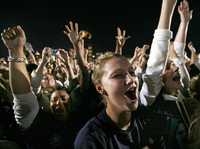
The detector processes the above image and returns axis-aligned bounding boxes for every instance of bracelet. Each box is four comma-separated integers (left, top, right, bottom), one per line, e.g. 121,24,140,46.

7,56,26,63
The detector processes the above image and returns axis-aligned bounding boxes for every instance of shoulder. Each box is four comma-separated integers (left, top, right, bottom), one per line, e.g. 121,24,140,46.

74,116,107,149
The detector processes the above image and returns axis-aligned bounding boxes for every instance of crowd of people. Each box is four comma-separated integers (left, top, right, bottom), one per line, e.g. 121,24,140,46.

0,0,200,148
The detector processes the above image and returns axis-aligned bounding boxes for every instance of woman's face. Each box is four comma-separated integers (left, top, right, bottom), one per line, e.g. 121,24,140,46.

50,90,70,119
100,57,139,113
41,74,56,89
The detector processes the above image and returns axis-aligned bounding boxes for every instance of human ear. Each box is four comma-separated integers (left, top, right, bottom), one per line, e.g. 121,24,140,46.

96,84,108,96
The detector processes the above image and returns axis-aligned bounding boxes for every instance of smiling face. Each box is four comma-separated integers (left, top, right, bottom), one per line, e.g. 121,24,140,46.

163,61,181,95
93,54,139,113
50,89,70,120
41,74,56,89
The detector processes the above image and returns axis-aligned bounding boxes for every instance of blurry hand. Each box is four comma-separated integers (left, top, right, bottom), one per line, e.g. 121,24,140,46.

41,47,51,65
178,0,192,23
1,25,26,56
115,27,130,54
64,21,80,46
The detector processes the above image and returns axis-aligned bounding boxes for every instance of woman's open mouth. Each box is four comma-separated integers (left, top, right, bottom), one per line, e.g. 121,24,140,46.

124,88,137,102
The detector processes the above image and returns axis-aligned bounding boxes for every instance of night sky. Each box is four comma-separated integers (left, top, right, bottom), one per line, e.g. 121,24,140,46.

0,0,200,57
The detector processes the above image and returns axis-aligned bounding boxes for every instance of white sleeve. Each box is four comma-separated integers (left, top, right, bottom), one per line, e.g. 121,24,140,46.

194,54,200,70
140,74,163,106
13,91,39,129
195,63,200,70
140,29,173,106
145,29,173,74
173,42,190,89
174,42,185,61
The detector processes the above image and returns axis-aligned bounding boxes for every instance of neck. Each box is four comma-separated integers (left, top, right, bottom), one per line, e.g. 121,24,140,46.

106,106,132,130
163,87,178,96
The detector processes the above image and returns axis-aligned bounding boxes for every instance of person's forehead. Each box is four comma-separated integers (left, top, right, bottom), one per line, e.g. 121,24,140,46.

51,90,67,98
104,57,130,69
104,58,131,73
107,57,129,65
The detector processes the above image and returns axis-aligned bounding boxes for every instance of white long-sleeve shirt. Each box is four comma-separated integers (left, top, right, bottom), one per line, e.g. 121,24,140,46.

13,91,39,129
172,42,190,89
195,54,200,70
140,29,173,106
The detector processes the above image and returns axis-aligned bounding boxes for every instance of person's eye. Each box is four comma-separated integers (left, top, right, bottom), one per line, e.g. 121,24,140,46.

52,98,57,103
112,73,125,79
61,97,66,101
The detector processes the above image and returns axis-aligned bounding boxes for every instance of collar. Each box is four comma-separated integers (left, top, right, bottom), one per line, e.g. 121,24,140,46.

162,94,178,101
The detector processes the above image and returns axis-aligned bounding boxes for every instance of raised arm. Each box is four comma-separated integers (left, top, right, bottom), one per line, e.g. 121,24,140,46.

1,26,39,129
1,26,30,94
173,0,192,63
25,42,37,64
174,0,192,43
31,47,51,93
140,0,177,106
188,42,200,70
58,49,77,86
64,21,90,88
173,0,192,89
131,45,150,71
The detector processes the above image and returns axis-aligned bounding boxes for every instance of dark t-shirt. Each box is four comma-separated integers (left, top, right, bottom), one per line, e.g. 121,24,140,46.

22,110,70,149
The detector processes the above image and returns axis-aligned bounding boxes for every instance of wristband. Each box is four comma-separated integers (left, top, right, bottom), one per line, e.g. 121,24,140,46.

7,56,26,63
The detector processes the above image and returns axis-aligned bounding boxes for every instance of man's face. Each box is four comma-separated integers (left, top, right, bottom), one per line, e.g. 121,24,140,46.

163,62,181,94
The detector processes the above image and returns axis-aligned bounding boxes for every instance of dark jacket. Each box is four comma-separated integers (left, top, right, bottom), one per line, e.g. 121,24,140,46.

74,106,179,149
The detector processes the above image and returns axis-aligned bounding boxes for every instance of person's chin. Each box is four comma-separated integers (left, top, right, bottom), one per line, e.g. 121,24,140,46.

129,100,139,111
54,112,66,121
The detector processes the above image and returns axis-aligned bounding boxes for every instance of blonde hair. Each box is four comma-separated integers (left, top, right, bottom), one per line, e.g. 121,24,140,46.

92,52,126,85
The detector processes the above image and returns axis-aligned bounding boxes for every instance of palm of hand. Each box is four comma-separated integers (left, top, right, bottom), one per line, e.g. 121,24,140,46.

64,22,80,46
117,38,126,47
42,48,51,62
179,0,192,22
68,32,79,45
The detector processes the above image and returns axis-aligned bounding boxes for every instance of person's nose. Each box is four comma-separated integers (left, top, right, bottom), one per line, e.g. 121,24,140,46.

55,99,61,105
125,73,134,85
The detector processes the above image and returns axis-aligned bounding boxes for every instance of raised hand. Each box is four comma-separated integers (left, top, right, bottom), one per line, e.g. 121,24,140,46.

1,26,26,56
64,21,80,47
178,0,192,23
131,47,141,66
188,42,196,53
139,44,150,69
57,49,70,64
188,42,198,65
64,21,89,71
142,44,150,52
41,47,52,65
131,45,149,71
115,27,130,55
